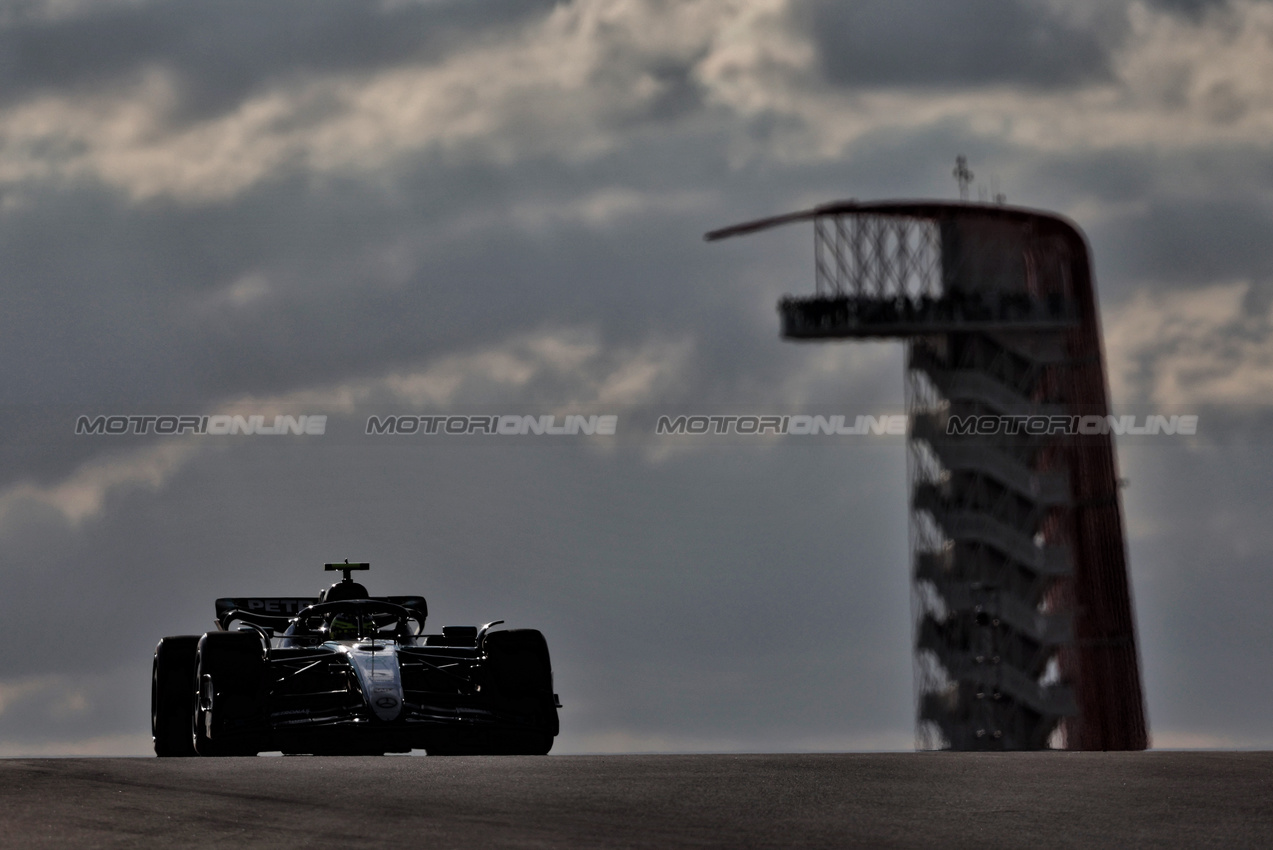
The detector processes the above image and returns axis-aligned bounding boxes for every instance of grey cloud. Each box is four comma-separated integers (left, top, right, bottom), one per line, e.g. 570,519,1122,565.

0,0,557,120
0,671,148,749
795,0,1117,92
1121,445,1273,742
1096,198,1273,295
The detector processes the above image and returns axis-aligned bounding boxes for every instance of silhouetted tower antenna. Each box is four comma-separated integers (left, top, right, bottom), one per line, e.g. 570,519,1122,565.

705,198,1148,752
953,155,974,201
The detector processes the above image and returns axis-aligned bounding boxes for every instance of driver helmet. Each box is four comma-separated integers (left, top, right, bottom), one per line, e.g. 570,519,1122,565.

328,614,358,641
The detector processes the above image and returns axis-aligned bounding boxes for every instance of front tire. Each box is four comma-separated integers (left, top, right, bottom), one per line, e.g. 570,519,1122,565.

152,636,199,757
481,629,558,755
193,631,266,757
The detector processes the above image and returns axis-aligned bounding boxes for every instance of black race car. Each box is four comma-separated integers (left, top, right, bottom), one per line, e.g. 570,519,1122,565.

151,562,560,756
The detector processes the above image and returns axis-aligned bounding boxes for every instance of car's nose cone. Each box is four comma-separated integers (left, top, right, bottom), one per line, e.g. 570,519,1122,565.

343,644,404,721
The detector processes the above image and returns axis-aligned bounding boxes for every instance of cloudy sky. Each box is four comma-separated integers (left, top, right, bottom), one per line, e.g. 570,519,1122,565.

2,0,1273,755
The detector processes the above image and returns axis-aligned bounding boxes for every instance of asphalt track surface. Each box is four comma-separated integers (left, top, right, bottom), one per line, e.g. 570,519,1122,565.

1,752,1269,849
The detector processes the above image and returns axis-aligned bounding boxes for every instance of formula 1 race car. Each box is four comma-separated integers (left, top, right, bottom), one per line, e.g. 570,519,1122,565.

151,563,560,756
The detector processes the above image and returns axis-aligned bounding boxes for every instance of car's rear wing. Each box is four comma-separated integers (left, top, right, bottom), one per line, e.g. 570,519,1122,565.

214,596,428,631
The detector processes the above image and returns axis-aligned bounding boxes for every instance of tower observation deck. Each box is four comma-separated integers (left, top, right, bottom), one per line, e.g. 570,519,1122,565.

706,200,1148,751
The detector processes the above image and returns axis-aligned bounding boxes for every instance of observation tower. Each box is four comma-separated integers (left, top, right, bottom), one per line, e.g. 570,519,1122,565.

707,199,1147,750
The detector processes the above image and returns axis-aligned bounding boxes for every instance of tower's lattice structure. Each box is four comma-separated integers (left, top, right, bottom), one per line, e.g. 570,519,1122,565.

707,201,1147,750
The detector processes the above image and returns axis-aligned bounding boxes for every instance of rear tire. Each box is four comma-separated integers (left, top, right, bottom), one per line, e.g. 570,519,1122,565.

152,636,199,757
193,632,266,757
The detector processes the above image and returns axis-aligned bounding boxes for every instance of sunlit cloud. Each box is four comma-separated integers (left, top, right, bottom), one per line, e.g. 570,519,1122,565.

0,327,694,531
7,1,1269,203
0,0,748,201
0,442,197,531
1104,280,1273,406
